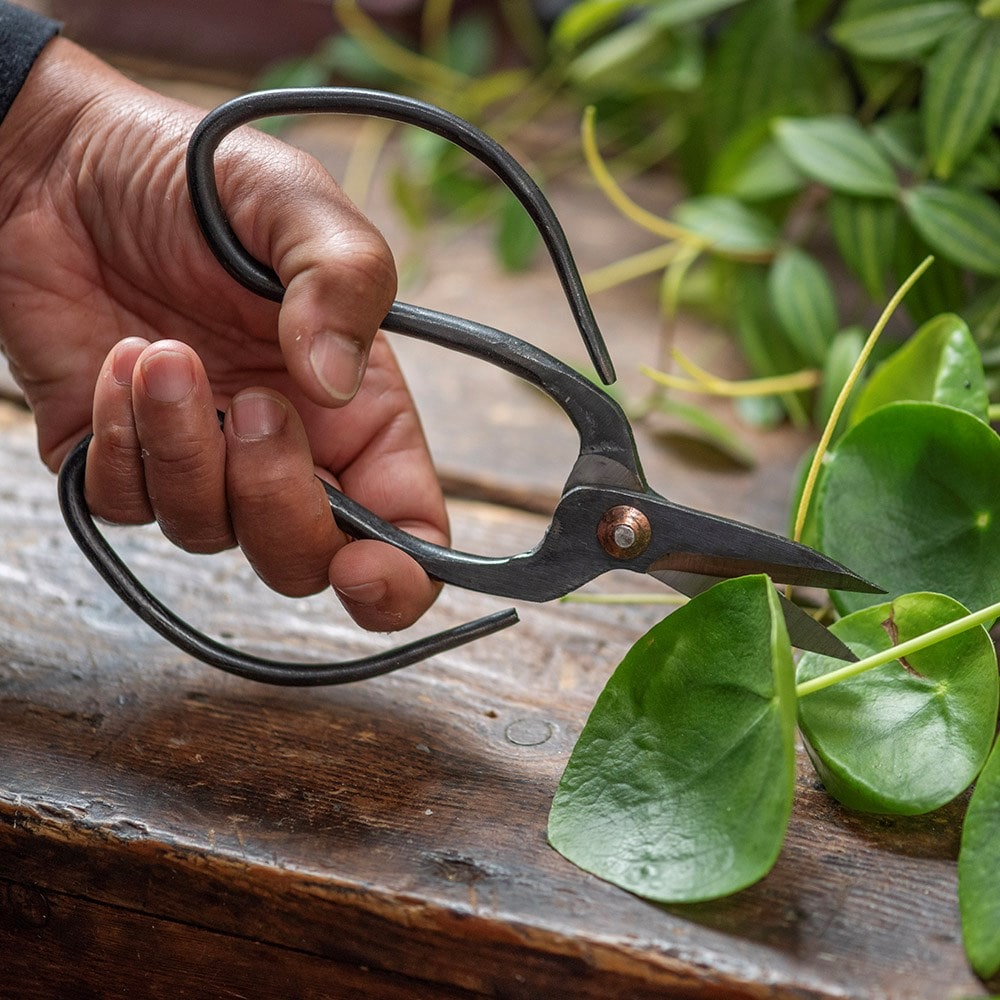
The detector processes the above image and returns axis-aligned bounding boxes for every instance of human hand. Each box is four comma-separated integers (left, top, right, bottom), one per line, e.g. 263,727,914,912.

0,38,446,631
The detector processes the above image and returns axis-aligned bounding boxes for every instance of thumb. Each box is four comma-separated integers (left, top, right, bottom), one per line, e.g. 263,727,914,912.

222,142,397,408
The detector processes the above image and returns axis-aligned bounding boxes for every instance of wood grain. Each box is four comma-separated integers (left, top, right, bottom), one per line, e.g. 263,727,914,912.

0,405,993,999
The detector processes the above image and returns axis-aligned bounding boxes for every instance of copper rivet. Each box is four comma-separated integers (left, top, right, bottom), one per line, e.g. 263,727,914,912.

597,506,652,560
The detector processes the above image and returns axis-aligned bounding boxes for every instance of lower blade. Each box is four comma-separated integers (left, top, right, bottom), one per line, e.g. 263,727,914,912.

652,569,858,662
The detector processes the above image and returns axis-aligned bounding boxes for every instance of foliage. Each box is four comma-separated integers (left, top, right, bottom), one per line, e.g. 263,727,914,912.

553,0,1000,424
262,2,1000,978
549,303,1000,981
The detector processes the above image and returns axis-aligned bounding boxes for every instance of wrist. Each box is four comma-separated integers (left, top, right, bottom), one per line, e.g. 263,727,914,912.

0,37,122,222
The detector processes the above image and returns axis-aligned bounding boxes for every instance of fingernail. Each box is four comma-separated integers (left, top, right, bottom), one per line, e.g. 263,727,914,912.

231,392,287,441
141,350,194,403
309,331,366,402
335,580,387,607
112,340,143,386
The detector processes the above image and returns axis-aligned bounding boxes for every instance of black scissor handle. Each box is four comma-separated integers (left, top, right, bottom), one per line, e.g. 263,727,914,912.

187,87,615,384
58,435,518,686
56,87,622,685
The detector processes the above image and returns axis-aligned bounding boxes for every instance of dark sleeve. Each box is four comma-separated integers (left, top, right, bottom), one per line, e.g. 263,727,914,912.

0,2,60,124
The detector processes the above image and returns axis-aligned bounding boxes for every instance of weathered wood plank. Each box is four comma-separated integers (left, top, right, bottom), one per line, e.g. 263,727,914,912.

0,405,993,999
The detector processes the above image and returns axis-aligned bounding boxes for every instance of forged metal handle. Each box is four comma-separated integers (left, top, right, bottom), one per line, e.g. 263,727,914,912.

187,87,616,384
58,436,518,686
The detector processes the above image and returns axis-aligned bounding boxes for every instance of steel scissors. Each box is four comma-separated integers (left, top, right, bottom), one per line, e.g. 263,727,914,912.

58,88,880,686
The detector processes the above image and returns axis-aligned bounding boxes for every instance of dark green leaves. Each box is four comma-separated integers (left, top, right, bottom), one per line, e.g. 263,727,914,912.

767,247,839,364
831,0,973,61
922,18,1000,180
797,593,998,814
548,575,796,902
773,116,899,197
817,401,1000,615
959,737,1000,979
902,184,1000,276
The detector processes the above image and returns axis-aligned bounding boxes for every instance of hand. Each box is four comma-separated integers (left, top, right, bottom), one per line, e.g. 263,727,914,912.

0,38,447,631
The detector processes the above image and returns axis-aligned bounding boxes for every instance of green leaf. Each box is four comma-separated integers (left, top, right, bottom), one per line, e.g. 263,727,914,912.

709,128,806,202
817,401,1000,615
551,0,641,51
797,592,998,814
650,395,757,467
828,194,900,300
548,575,797,903
893,220,966,323
700,0,832,152
871,111,925,173
729,263,811,424
831,0,974,61
552,0,745,51
494,192,541,271
902,183,1000,275
815,325,867,435
767,247,839,364
773,116,899,197
850,313,989,424
958,737,1000,979
672,196,779,256
922,19,1000,179
951,131,1000,189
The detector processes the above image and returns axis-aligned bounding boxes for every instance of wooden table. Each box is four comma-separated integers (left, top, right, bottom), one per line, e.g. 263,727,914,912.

0,89,993,1000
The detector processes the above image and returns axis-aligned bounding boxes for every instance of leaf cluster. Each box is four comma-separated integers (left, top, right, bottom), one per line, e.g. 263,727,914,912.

554,0,1000,426
549,312,1000,983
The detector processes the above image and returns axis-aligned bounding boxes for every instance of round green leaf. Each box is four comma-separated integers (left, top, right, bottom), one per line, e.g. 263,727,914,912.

767,247,839,364
831,0,974,61
850,313,989,425
922,18,1000,180
672,196,779,256
958,737,1000,979
773,116,899,197
902,183,1000,276
797,592,998,814
818,401,1000,615
548,575,797,903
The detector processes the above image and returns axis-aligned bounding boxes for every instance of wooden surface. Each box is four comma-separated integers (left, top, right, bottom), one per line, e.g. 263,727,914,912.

1,85,996,999
0,402,992,1000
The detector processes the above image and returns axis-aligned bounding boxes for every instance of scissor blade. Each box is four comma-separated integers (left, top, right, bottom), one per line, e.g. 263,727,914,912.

653,569,858,662
644,497,882,595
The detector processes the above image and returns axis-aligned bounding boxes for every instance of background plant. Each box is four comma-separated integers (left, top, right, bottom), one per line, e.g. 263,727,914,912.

262,0,1000,445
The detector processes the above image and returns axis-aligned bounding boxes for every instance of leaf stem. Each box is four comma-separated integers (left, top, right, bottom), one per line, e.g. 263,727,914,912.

790,256,934,547
581,107,706,246
642,354,821,397
795,597,1000,697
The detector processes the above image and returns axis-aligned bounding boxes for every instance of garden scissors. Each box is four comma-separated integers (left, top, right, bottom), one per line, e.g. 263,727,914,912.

58,89,880,686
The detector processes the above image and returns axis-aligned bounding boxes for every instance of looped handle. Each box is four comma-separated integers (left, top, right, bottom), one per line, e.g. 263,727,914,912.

187,87,615,384
58,435,518,686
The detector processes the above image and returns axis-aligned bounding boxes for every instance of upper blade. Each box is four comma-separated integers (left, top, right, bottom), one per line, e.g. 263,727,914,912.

642,495,882,594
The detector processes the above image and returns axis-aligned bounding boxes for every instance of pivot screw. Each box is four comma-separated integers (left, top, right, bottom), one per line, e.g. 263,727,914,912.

597,506,651,560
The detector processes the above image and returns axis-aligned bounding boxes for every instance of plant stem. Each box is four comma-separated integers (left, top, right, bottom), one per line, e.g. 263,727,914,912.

790,256,934,548
795,598,1000,697
642,358,821,397
581,107,706,246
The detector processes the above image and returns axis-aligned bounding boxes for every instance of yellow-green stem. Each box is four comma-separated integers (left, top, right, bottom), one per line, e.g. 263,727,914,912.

796,597,1000,697
790,256,933,547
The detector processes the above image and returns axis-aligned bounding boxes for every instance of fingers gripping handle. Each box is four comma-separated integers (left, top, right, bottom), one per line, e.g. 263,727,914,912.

58,435,518,686
187,87,616,384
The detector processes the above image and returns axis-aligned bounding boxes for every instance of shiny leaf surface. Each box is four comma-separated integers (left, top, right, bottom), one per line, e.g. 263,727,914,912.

548,575,796,903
